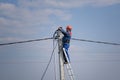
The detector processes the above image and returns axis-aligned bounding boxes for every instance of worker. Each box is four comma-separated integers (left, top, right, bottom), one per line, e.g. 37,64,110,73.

58,25,72,64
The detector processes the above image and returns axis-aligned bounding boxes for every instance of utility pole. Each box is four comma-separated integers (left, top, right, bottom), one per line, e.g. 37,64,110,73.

57,30,65,80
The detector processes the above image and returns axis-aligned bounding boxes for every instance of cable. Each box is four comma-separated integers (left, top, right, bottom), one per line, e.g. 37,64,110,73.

53,41,57,80
40,37,57,80
0,61,48,64
53,31,58,80
1,37,120,46
53,46,56,80
72,38,120,46
0,37,53,46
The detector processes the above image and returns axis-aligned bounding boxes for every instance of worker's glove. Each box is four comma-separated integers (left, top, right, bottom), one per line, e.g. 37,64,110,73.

58,27,62,30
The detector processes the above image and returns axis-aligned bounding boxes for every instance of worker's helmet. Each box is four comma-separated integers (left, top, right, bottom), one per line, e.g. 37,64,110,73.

66,25,72,31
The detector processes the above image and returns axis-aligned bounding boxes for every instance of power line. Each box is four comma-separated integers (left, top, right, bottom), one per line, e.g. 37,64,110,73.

0,61,48,64
0,37,53,46
0,37,120,46
53,36,57,80
72,38,120,46
40,39,57,80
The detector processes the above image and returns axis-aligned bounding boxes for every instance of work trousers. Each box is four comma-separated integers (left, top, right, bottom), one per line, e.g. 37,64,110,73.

63,43,70,62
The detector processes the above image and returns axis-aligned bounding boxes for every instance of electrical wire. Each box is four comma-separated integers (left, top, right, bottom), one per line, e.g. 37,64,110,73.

53,30,58,80
0,37,53,46
40,37,57,80
0,61,48,64
72,38,120,46
0,37,120,46
53,41,57,80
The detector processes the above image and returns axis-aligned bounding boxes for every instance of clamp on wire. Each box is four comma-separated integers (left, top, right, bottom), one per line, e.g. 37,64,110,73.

53,29,60,40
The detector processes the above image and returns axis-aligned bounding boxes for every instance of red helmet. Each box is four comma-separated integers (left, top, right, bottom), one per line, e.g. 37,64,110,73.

66,25,72,31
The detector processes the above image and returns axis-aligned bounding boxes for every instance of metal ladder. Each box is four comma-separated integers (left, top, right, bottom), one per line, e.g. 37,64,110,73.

65,63,75,80
63,48,75,80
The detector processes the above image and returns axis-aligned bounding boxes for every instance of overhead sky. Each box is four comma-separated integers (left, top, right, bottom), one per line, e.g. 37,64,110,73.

0,0,120,80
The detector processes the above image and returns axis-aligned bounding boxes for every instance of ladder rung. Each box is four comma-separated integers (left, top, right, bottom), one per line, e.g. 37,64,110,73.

66,63,74,80
67,68,72,70
68,74,73,76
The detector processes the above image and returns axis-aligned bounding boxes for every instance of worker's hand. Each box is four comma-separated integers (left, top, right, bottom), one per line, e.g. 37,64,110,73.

58,27,62,30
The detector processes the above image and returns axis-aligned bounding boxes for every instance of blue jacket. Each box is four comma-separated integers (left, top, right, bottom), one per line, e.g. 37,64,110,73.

59,29,71,44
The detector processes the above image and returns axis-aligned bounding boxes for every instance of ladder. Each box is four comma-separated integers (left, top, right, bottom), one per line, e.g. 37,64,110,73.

63,48,75,80
65,63,75,80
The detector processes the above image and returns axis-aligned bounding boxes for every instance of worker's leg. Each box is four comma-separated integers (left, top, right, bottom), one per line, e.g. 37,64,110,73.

63,48,68,63
63,48,70,62
63,43,70,63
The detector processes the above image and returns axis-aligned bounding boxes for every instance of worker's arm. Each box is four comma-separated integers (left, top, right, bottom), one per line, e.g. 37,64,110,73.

58,27,67,35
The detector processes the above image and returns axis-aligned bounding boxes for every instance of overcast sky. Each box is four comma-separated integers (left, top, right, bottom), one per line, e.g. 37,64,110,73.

0,0,120,80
